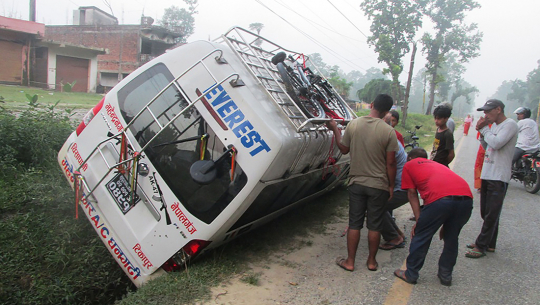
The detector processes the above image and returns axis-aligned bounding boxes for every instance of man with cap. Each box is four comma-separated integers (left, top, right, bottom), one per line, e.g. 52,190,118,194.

465,99,518,258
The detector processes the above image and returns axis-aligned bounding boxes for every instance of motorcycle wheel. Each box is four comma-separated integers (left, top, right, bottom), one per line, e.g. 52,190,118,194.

523,158,540,194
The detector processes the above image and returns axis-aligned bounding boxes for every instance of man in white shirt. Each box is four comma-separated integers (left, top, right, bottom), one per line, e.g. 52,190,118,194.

465,99,518,258
512,107,540,166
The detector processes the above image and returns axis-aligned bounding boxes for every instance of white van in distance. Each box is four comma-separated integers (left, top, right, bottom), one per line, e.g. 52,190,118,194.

57,27,355,287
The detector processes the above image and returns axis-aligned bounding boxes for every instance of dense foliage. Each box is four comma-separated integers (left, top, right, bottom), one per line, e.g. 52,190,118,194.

0,104,133,305
159,0,198,43
360,0,422,103
417,0,483,114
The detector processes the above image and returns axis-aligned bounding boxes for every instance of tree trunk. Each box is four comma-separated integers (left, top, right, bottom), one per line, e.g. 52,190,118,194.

393,79,400,105
426,67,438,115
402,42,417,127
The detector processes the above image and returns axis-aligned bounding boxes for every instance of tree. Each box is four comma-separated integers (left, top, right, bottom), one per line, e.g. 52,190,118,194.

507,80,528,104
491,80,523,115
357,79,396,103
450,83,478,117
526,60,540,119
249,22,264,47
306,53,331,77
436,54,466,104
328,69,353,98
159,0,198,43
360,0,422,104
345,68,388,100
491,60,540,120
417,0,483,115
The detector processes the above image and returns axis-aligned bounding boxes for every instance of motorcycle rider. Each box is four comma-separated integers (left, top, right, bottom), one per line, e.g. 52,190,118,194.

512,107,540,167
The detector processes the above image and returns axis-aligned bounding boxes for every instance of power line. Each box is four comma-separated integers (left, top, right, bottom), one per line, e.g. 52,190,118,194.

271,0,371,69
291,0,379,63
276,0,363,43
255,0,368,72
326,0,368,38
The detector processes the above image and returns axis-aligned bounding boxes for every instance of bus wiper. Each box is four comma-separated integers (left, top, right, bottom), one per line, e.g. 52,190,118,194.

152,133,208,148
151,172,172,225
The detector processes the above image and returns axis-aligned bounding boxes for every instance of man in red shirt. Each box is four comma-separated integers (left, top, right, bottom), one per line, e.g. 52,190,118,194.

393,148,473,286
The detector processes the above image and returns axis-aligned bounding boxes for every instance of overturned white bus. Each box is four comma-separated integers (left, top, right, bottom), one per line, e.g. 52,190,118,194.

57,27,355,287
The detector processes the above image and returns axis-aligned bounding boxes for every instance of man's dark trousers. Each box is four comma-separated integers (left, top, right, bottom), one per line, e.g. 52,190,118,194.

475,179,508,252
380,190,409,241
405,197,473,282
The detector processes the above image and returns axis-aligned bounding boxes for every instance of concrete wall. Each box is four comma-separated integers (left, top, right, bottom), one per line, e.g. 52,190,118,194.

46,25,140,74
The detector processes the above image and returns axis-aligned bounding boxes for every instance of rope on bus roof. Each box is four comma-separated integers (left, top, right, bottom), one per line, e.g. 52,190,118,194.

322,135,341,179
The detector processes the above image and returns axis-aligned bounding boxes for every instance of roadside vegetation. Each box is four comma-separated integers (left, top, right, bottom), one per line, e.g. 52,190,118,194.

0,86,440,305
0,84,102,111
357,109,443,150
0,99,132,305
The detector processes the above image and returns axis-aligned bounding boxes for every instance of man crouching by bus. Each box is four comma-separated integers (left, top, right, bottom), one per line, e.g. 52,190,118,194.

393,148,473,286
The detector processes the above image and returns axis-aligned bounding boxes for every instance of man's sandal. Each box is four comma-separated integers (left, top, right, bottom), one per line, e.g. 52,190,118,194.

466,243,495,252
465,250,486,258
393,269,417,284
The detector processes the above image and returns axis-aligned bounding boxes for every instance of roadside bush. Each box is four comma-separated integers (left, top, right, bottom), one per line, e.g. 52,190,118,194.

0,102,73,174
0,103,134,305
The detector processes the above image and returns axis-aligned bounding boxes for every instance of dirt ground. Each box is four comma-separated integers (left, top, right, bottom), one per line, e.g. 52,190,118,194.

203,204,413,305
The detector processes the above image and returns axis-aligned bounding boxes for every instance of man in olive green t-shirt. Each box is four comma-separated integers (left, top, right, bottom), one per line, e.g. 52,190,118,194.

327,94,398,272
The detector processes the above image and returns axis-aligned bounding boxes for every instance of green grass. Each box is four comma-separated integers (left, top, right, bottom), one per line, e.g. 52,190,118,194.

0,84,103,110
355,109,455,151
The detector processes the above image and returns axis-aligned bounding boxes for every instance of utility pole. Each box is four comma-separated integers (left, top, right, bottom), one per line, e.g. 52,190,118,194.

29,0,36,22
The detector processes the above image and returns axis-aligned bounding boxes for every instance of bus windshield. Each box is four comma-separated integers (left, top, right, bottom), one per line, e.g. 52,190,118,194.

117,63,247,224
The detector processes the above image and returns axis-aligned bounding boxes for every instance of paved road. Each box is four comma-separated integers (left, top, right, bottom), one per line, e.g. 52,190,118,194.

397,128,540,305
208,126,540,305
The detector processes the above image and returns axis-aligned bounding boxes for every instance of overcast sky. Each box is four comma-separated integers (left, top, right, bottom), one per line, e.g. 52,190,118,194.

2,0,539,107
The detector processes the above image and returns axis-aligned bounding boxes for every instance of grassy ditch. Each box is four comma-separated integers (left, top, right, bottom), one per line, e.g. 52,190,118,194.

0,103,133,305
0,84,102,111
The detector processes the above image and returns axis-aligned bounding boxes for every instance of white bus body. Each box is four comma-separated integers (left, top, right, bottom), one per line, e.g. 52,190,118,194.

57,27,355,287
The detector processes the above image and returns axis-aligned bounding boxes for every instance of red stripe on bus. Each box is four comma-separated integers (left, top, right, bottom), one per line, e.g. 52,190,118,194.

195,88,228,130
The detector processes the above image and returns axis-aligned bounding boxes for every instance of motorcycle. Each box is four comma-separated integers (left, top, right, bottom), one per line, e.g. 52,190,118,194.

511,150,540,194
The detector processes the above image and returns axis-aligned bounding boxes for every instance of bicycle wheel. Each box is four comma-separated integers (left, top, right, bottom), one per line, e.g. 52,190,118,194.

523,159,540,194
404,144,413,154
275,61,324,119
313,80,352,120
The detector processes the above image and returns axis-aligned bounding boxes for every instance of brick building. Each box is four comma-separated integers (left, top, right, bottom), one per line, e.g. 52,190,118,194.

45,6,183,92
0,16,44,86
0,15,104,92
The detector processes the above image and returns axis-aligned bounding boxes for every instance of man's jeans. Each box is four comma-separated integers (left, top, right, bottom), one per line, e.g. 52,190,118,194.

405,197,473,281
